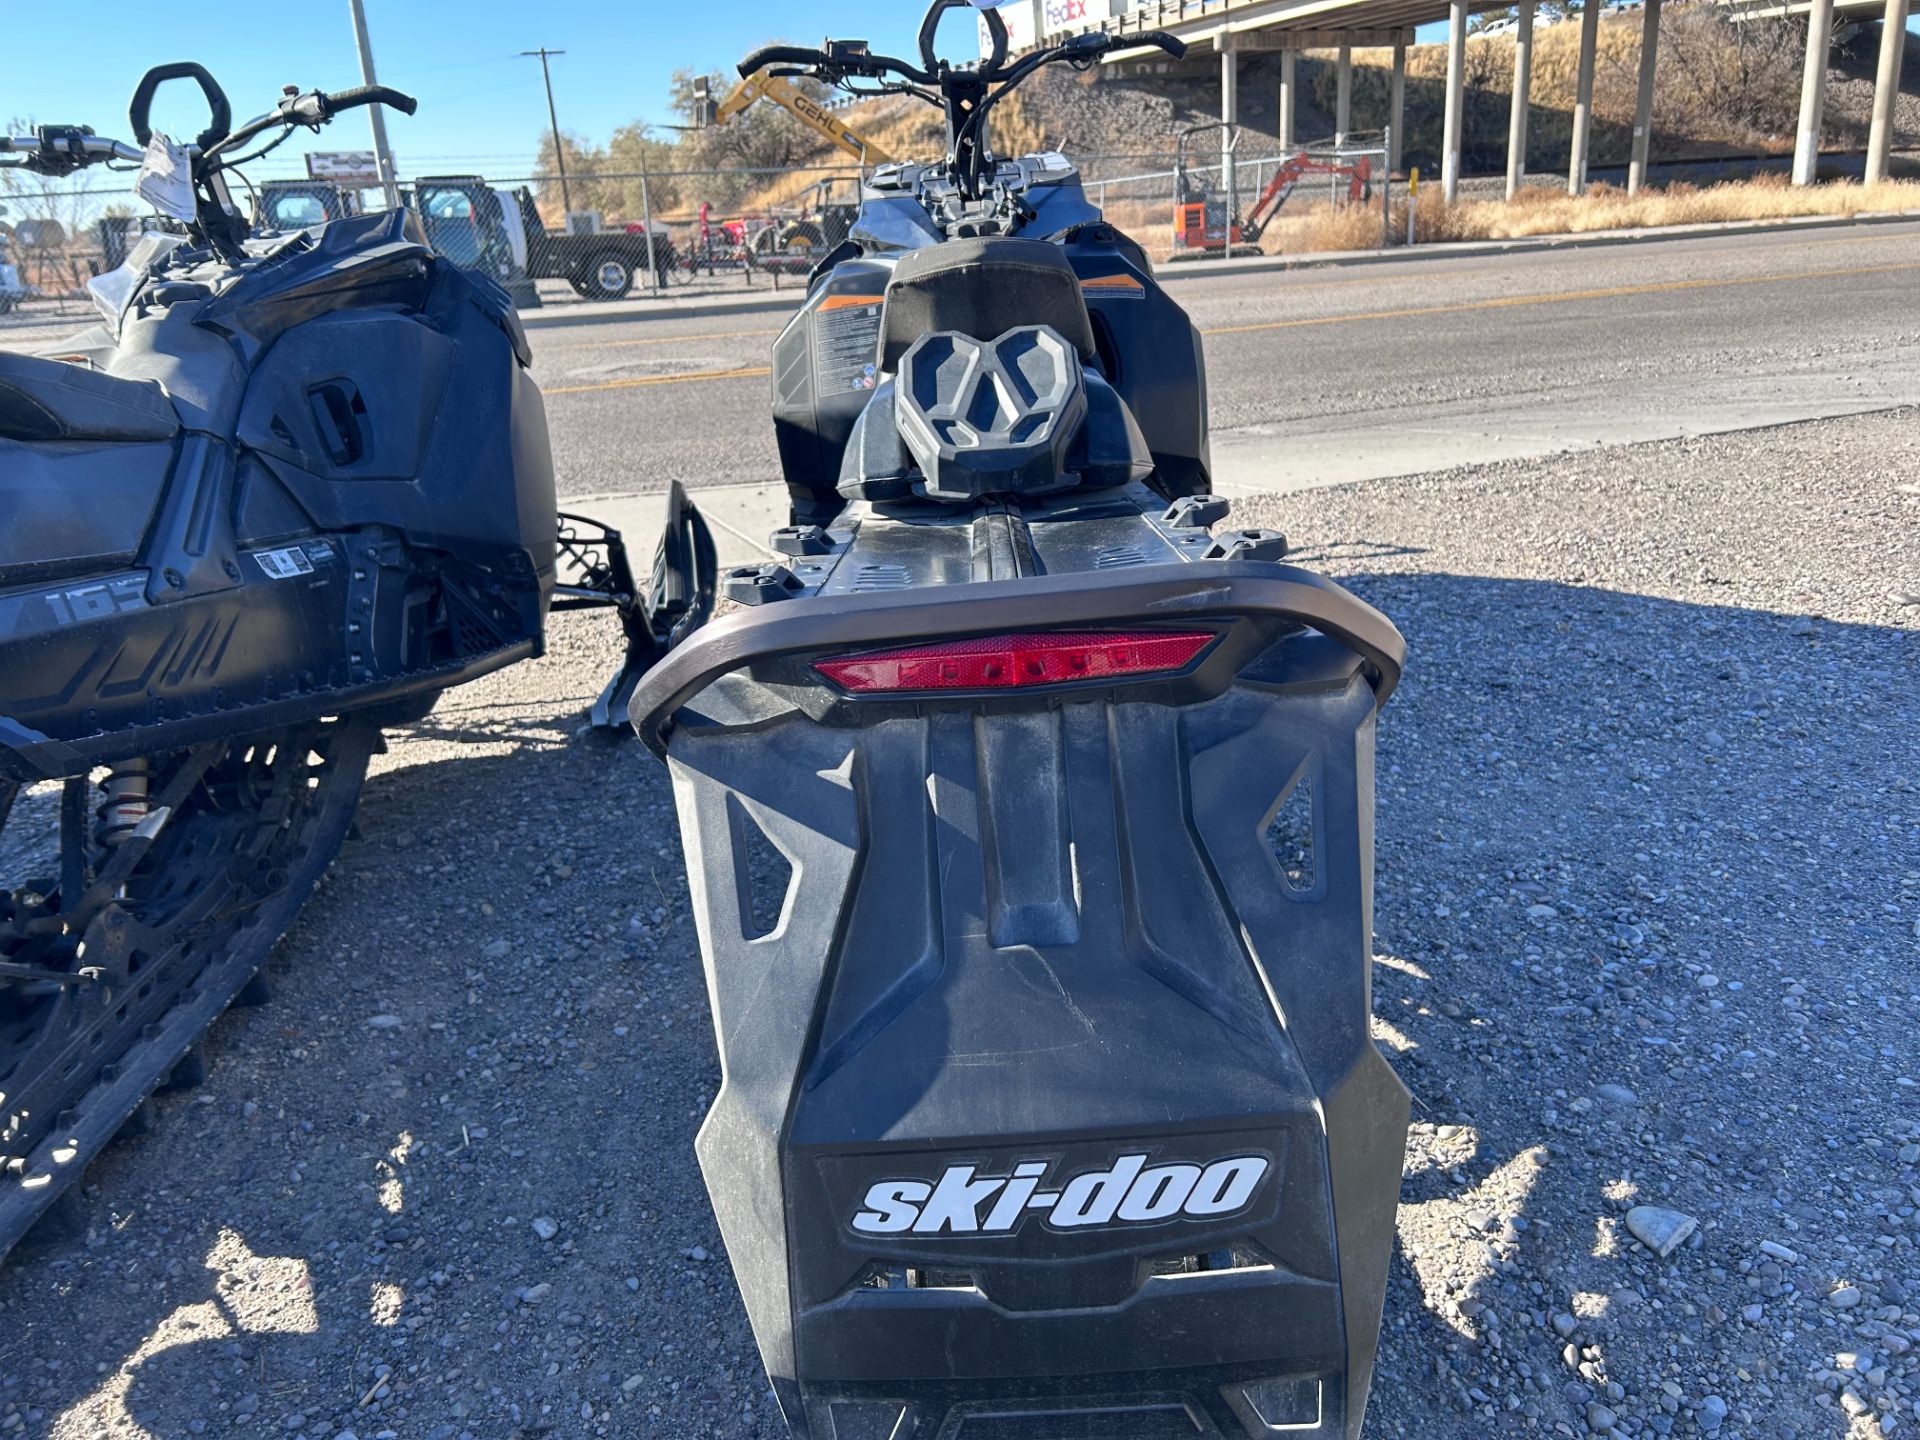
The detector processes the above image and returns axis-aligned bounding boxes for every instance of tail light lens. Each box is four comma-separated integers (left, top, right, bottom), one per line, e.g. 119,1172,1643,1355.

814,630,1217,694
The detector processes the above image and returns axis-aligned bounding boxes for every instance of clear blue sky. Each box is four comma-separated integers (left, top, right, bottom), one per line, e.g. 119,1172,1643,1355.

4,1,945,182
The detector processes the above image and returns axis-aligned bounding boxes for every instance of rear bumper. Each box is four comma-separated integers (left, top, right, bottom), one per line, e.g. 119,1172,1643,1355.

652,561,1409,1439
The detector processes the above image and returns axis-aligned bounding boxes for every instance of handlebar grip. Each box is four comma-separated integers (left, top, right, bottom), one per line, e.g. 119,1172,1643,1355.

326,85,419,117
738,45,828,78
129,61,233,150
1136,31,1189,59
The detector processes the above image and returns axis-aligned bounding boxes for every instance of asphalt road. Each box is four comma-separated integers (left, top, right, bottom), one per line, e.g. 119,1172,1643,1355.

530,218,1920,504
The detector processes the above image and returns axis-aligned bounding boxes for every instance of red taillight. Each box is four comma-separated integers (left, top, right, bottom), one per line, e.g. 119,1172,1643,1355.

813,630,1217,694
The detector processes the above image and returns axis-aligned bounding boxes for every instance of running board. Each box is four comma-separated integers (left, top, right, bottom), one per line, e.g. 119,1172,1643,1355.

553,481,719,732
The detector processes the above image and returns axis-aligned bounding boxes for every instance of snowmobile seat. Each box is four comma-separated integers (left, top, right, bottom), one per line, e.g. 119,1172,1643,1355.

0,351,180,444
877,237,1096,373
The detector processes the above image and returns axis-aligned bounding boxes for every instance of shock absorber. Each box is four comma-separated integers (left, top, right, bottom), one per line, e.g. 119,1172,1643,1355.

97,758,152,848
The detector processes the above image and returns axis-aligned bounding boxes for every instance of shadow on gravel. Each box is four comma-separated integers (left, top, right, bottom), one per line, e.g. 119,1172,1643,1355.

1348,570,1916,1437
4,570,1913,1440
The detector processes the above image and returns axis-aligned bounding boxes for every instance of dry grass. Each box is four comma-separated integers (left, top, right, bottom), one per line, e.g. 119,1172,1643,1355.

1129,176,1920,264
731,89,1050,215
1407,176,1920,243
1275,204,1395,253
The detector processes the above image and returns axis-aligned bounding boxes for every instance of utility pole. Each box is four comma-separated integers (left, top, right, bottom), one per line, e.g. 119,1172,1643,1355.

347,0,401,209
521,47,572,218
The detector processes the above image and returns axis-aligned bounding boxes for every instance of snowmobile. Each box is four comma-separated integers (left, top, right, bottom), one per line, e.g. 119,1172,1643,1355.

0,66,701,1257
626,4,1411,1438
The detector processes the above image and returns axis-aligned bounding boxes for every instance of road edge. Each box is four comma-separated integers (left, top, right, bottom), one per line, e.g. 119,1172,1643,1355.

515,207,1920,330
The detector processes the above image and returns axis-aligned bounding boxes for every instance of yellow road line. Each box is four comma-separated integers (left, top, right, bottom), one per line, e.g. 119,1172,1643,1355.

543,364,772,396
541,326,783,352
541,256,1920,393
1200,260,1920,336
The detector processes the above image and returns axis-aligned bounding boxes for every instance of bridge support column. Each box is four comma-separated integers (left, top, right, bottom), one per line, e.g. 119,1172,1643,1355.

1627,0,1663,194
1568,0,1602,194
1336,43,1353,145
1442,0,1468,202
1792,0,1836,185
1221,35,1239,172
1866,0,1911,182
1390,41,1407,173
1506,0,1535,198
1280,48,1297,152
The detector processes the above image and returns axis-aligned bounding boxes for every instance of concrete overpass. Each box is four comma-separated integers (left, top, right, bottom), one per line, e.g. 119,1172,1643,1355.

997,0,1912,201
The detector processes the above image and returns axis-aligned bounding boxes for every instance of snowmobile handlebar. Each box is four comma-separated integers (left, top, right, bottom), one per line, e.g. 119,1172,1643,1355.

211,84,418,159
735,8,1185,198
738,45,843,79
0,131,146,173
739,24,1185,85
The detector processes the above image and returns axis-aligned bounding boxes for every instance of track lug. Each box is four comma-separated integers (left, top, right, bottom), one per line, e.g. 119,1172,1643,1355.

161,1045,207,1093
235,970,274,1008
18,1189,86,1253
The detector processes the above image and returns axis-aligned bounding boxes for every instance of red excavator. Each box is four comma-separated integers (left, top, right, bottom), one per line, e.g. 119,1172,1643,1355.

1172,122,1373,253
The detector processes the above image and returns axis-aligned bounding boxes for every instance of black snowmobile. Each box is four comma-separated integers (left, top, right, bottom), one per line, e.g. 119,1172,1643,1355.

627,5,1411,1438
0,67,697,1256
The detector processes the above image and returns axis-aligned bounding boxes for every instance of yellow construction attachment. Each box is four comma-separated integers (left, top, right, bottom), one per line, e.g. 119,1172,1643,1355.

715,72,896,168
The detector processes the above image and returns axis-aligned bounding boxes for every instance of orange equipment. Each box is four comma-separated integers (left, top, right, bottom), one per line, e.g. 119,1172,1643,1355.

1172,124,1374,254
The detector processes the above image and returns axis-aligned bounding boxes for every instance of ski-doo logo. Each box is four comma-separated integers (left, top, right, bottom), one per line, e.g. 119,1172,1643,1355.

850,1153,1270,1236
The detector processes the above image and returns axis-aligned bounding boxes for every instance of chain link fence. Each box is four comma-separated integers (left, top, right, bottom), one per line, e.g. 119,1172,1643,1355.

1,145,1399,327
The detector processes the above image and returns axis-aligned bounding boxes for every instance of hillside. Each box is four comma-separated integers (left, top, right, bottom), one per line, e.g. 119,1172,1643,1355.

720,3,1916,210
531,3,1917,240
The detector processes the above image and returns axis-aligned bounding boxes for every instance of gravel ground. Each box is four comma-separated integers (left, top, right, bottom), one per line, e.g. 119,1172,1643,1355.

0,409,1915,1440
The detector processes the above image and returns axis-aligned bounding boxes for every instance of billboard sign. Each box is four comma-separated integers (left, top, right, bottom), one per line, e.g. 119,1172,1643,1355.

1042,0,1097,34
979,0,1041,53
306,151,384,183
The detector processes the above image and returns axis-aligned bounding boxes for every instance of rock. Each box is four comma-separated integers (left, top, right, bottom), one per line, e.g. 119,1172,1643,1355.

622,1374,646,1394
682,1244,710,1262
1594,1084,1639,1108
1828,1285,1863,1309
365,1014,401,1029
1552,1312,1579,1338
1587,1402,1619,1431
1787,615,1816,636
1624,1205,1698,1259
1526,903,1560,921
482,939,511,960
530,1216,560,1242
1890,592,1920,607
519,1282,552,1304
1758,1240,1800,1264
1697,973,1719,989
1741,1303,1764,1323
1698,1395,1728,1432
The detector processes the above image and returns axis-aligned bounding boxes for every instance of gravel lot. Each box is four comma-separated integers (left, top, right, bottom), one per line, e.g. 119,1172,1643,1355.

0,409,1915,1440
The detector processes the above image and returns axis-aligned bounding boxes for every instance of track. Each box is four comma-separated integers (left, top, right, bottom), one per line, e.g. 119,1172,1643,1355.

0,718,377,1257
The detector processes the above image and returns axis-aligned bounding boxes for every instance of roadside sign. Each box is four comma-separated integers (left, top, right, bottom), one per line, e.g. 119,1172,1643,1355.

306,151,384,183
979,0,1040,53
